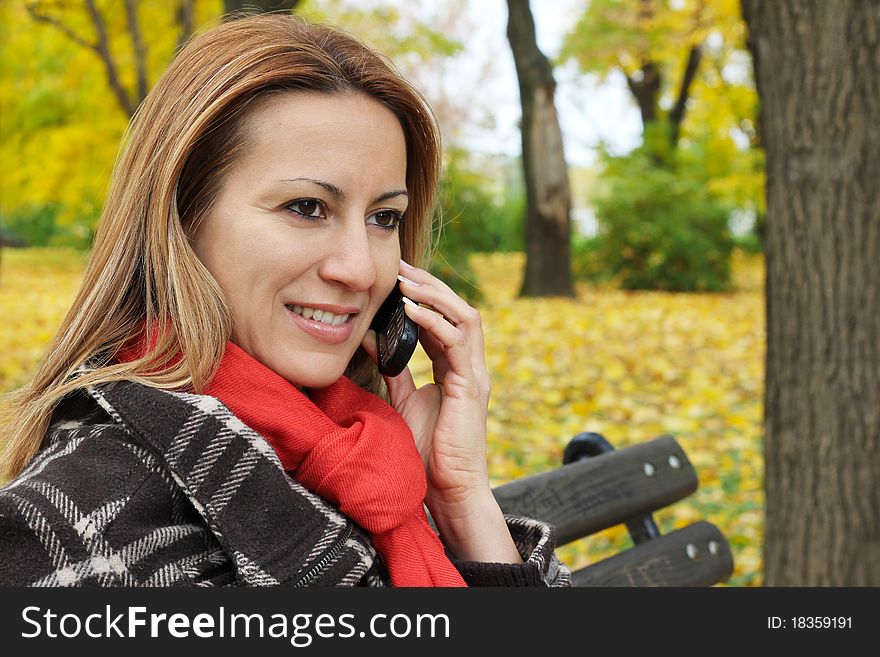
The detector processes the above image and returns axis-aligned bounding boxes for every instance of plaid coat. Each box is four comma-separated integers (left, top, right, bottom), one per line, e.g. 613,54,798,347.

0,379,570,587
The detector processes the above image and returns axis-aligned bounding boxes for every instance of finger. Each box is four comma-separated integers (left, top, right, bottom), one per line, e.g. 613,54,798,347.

400,259,457,294
397,272,474,328
419,323,490,402
397,273,488,378
417,322,446,364
398,263,490,384
417,327,450,382
402,297,475,381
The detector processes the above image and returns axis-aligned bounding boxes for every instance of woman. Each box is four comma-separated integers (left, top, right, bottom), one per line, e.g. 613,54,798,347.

0,14,568,587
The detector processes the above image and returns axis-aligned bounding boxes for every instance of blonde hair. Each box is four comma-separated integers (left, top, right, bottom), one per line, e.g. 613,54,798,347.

1,14,441,481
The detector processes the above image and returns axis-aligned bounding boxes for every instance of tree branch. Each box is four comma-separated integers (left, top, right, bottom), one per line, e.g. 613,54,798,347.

25,2,93,50
175,0,196,54
624,70,638,99
668,44,703,147
667,0,708,146
84,0,135,117
124,0,149,104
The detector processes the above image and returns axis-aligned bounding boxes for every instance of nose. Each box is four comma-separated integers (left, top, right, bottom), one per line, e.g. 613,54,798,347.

317,219,378,292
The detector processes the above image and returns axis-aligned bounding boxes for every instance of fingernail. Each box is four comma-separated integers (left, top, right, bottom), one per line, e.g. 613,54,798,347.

401,296,417,307
397,274,419,286
400,259,415,270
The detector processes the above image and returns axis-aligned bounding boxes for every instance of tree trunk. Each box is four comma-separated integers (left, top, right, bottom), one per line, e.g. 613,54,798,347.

743,0,880,586
506,0,574,298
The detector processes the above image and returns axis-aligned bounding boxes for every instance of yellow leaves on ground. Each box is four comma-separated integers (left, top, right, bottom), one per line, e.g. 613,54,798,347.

1,248,765,586
411,251,765,586
0,249,89,390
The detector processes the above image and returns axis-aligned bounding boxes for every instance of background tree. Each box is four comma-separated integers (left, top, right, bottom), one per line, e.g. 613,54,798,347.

563,0,745,154
742,0,880,585
563,0,760,292
0,0,465,251
1,1,206,247
505,0,574,298
25,0,199,118
562,0,762,220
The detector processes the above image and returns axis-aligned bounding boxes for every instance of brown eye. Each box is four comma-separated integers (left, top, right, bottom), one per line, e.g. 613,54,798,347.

369,210,403,230
288,199,323,218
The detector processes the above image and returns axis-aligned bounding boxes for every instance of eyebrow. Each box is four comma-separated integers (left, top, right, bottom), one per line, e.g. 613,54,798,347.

279,177,408,205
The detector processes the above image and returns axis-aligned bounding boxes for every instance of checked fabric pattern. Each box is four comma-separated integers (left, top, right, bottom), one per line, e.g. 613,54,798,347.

0,379,570,588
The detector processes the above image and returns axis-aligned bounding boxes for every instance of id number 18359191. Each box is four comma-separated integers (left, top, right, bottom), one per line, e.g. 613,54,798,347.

768,617,852,630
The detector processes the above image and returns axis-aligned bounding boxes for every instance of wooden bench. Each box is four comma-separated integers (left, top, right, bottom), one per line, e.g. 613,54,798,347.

492,432,734,586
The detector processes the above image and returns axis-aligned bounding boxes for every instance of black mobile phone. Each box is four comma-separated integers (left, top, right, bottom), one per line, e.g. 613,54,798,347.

369,284,419,376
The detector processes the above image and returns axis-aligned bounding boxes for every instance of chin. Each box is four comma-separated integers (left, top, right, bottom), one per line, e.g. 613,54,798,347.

273,357,351,390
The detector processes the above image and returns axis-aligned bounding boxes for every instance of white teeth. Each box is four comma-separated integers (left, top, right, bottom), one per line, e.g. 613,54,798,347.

287,304,350,326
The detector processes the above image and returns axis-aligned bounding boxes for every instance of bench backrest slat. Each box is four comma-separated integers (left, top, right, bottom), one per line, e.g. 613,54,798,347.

492,435,697,545
570,521,734,586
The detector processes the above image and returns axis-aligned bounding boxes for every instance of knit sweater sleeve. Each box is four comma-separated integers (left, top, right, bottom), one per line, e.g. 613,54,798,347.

449,515,571,587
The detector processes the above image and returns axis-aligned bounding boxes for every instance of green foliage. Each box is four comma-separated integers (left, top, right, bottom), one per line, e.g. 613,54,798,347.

300,1,464,65
1,204,61,247
436,149,524,254
571,234,613,284
561,0,673,78
429,150,525,302
561,0,748,113
1,204,93,249
733,229,763,256
584,149,735,292
427,251,483,304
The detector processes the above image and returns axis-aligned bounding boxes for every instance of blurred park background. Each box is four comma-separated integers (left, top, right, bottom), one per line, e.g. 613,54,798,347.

1,0,781,586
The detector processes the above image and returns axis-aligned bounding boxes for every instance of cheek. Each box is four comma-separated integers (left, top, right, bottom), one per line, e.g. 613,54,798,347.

375,237,402,290
191,213,242,284
193,211,276,287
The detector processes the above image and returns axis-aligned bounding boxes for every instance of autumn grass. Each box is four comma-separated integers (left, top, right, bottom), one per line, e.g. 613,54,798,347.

0,247,765,586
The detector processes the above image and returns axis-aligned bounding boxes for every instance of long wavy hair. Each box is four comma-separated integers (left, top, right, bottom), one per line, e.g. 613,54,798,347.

1,14,441,481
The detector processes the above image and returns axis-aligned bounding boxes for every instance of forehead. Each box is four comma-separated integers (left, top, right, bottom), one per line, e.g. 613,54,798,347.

245,91,403,148
227,91,407,187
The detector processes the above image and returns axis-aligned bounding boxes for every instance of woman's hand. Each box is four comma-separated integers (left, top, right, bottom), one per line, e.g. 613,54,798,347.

361,260,520,563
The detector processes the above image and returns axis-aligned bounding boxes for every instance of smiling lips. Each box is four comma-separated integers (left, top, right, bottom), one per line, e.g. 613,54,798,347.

286,304,350,325
284,303,357,344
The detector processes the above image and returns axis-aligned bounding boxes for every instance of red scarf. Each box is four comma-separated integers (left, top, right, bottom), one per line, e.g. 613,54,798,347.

124,338,466,587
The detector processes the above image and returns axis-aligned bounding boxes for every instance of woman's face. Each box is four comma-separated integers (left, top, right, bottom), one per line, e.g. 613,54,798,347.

191,92,408,388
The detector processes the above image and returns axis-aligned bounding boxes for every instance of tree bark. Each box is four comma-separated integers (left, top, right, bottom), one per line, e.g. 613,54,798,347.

506,0,574,298
743,0,880,586
624,62,661,128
